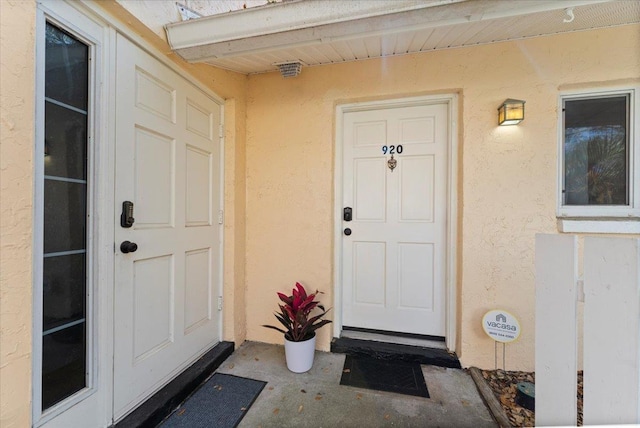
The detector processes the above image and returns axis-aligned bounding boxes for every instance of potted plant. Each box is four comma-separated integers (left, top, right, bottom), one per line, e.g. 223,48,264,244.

263,282,331,373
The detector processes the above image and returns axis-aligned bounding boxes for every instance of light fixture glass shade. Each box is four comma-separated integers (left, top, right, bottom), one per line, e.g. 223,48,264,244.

498,99,525,125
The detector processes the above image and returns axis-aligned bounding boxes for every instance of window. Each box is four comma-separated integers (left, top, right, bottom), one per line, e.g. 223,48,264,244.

39,21,91,411
34,1,109,424
558,88,640,234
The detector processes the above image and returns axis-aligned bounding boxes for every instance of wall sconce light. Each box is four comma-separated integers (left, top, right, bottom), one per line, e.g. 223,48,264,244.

498,99,525,126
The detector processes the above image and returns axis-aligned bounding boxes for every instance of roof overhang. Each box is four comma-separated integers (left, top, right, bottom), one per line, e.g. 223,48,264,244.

165,0,639,74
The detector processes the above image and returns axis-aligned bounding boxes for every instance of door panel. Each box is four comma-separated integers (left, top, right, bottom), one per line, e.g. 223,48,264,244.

114,35,221,420
353,241,386,306
185,146,213,226
354,158,386,221
132,255,173,361
400,156,434,221
342,103,448,336
134,127,175,227
398,242,434,309
184,248,212,333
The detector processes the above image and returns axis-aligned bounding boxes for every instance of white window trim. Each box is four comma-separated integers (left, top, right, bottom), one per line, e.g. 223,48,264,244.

557,86,640,234
33,1,113,427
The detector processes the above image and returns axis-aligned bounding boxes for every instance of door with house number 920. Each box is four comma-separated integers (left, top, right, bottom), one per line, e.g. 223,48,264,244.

113,34,222,420
341,102,448,337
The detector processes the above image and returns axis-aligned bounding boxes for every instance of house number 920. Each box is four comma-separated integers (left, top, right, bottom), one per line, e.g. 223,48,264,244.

382,145,403,155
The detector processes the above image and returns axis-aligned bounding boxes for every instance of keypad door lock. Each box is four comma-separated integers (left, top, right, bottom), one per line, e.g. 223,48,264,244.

121,201,135,228
343,207,352,222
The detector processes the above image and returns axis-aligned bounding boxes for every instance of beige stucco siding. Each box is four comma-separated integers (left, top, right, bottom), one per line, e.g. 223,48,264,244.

0,1,37,426
244,24,640,370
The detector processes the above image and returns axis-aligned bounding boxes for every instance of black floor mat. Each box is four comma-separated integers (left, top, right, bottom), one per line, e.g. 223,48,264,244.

160,373,266,428
340,355,430,398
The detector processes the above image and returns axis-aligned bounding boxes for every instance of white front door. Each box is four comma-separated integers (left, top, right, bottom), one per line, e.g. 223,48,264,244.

341,102,448,337
113,35,222,419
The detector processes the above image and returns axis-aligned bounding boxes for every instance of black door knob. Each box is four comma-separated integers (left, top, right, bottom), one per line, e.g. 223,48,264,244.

120,241,138,253
344,228,352,236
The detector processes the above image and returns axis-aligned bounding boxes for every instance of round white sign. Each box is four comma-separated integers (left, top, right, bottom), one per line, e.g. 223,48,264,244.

482,309,521,343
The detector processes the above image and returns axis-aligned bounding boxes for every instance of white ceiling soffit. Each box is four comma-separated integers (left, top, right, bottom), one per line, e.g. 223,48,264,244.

165,0,640,75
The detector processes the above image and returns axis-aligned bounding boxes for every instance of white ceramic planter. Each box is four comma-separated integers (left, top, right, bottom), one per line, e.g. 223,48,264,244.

284,334,316,373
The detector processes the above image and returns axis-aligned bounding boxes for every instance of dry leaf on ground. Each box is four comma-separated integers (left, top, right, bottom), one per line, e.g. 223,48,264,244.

481,370,584,427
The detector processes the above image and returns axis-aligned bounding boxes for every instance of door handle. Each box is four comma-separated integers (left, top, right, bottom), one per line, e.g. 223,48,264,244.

344,228,352,236
120,241,138,254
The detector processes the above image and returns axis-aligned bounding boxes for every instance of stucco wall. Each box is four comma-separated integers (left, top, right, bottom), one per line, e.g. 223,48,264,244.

244,24,640,370
0,2,37,426
0,1,248,425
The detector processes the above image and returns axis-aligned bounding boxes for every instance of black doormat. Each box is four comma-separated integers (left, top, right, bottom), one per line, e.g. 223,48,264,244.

160,373,266,428
340,355,429,398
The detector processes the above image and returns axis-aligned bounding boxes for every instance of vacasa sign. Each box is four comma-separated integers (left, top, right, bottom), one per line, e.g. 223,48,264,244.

482,310,521,343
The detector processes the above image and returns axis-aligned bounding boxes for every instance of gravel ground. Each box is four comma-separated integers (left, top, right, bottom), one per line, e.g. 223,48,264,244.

481,370,584,427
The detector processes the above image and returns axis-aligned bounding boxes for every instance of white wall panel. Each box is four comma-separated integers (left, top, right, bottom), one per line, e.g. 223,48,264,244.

583,237,640,425
534,233,578,427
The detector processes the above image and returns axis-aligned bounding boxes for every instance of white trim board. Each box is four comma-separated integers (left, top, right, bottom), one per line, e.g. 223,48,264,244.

333,94,459,354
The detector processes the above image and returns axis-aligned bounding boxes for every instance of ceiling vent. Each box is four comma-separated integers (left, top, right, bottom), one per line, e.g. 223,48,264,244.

275,61,303,78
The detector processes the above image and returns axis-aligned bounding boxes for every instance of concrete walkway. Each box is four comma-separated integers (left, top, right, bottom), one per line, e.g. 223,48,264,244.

213,341,496,428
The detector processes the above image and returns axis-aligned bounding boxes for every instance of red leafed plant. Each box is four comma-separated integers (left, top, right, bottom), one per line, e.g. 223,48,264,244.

262,282,331,342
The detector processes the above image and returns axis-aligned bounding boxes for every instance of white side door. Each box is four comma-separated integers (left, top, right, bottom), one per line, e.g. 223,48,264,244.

113,34,222,420
341,103,448,337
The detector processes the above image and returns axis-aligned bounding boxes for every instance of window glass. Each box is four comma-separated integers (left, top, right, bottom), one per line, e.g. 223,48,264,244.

45,24,88,110
45,102,87,180
42,323,86,410
42,22,89,410
563,96,629,206
43,254,86,332
43,180,87,254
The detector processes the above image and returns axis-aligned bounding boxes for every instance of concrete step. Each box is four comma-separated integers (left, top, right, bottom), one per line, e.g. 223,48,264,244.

331,337,461,369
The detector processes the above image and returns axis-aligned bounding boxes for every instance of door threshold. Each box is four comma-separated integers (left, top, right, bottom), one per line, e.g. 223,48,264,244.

341,329,447,350
114,342,234,428
331,336,461,369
